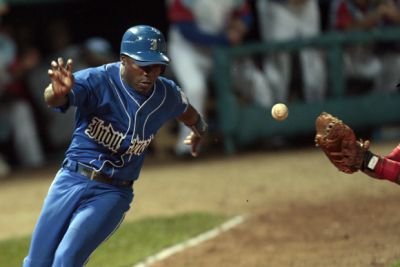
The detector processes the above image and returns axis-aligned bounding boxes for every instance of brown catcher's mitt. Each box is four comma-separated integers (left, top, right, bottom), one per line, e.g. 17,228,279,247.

315,112,369,173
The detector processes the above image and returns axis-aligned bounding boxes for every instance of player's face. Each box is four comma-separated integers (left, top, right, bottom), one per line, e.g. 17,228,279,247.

120,56,163,94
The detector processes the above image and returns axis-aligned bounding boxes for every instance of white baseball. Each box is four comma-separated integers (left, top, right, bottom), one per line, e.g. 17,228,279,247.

271,103,289,121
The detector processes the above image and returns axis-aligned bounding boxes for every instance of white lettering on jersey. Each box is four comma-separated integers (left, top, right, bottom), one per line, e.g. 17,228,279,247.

85,117,125,153
126,134,154,156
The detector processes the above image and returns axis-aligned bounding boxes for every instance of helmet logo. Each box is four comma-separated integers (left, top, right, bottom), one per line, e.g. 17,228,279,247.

150,39,158,51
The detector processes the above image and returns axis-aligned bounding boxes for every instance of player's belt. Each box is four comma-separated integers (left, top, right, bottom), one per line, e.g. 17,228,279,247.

62,159,133,188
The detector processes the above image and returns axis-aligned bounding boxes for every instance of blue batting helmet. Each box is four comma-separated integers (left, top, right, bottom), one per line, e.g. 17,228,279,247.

120,25,169,66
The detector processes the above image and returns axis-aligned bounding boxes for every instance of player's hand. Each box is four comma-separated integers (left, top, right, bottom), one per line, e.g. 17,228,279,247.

48,57,74,97
183,131,203,157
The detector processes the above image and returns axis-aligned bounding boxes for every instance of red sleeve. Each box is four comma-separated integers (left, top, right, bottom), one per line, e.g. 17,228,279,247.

167,0,194,22
370,144,400,183
373,157,400,183
333,3,353,30
386,144,400,162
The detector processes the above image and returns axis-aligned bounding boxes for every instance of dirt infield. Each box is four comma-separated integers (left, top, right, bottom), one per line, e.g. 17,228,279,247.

1,140,400,267
152,194,400,267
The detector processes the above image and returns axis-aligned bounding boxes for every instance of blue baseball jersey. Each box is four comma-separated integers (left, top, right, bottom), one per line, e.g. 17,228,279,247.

60,62,188,181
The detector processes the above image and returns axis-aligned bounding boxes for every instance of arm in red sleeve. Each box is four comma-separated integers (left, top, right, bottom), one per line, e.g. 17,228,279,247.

362,150,400,184
386,144,400,162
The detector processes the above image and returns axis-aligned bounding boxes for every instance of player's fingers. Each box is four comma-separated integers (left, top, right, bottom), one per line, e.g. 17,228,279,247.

182,132,202,157
59,58,69,77
183,132,195,145
190,134,201,157
48,70,60,88
49,59,72,87
48,70,65,94
60,59,71,74
191,147,199,157
51,60,58,70
49,68,62,84
57,57,65,68
59,59,74,83
65,58,73,72
191,138,201,157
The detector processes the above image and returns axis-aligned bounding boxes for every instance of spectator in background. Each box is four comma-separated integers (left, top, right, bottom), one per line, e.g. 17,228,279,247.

329,0,400,93
0,0,10,176
0,0,12,91
0,0,11,177
0,0,45,171
2,42,45,168
27,20,81,152
167,0,273,157
81,37,117,68
256,0,326,102
0,0,7,20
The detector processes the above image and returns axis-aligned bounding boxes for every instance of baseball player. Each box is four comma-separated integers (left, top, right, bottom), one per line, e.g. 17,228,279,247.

23,25,207,267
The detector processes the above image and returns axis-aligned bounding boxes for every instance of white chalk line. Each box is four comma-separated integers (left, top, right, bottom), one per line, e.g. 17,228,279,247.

132,214,247,267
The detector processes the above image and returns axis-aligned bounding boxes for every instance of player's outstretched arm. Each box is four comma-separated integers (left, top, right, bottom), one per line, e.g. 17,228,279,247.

44,57,74,108
362,145,400,184
177,105,208,157
314,112,400,184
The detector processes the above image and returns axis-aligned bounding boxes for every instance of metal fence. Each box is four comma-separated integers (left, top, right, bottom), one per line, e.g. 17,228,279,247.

212,27,400,154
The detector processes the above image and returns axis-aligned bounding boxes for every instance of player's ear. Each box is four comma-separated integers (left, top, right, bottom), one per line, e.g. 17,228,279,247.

120,55,126,65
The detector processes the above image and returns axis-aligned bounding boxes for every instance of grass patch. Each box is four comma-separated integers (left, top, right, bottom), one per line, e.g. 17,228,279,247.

0,236,30,267
0,212,227,267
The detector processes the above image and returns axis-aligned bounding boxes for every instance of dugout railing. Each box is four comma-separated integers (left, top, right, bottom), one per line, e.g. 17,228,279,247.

213,27,400,154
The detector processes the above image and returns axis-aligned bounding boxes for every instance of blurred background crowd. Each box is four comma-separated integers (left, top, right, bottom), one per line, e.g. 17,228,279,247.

0,0,400,177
